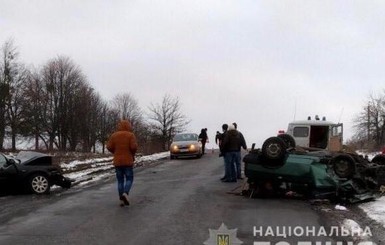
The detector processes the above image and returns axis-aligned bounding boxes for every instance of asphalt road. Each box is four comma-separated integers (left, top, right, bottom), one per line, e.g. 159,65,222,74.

0,152,365,245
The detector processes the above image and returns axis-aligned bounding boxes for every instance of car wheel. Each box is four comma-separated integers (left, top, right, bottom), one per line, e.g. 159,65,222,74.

277,134,296,148
29,173,50,194
331,154,355,179
262,136,287,161
371,154,385,165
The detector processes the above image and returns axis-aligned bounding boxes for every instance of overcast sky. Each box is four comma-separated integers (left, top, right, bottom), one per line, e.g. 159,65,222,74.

1,0,385,148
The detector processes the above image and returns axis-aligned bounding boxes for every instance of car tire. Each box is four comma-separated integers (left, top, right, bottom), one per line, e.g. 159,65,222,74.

371,154,385,165
262,136,287,161
331,154,356,179
28,173,50,194
277,134,296,148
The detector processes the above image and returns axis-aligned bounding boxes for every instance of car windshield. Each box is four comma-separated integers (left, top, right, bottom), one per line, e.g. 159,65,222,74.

173,134,198,142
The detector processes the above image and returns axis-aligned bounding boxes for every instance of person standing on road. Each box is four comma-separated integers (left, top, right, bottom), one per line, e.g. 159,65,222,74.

199,128,209,155
218,124,228,180
232,122,247,179
221,123,247,182
215,131,221,145
107,120,138,207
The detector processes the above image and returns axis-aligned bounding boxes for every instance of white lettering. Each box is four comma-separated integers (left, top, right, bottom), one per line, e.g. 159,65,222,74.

305,226,316,237
287,226,292,237
264,226,274,236
254,226,264,237
293,226,305,237
357,242,377,245
340,227,350,237
328,226,339,236
351,226,362,237
362,227,373,237
276,226,287,238
317,227,327,236
275,242,290,245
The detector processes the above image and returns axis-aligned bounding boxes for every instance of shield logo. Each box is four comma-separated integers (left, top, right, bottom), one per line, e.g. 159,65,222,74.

203,223,243,245
217,234,230,245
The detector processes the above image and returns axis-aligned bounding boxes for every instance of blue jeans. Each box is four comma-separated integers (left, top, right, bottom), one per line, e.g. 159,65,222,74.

224,152,237,181
115,166,134,197
235,151,242,179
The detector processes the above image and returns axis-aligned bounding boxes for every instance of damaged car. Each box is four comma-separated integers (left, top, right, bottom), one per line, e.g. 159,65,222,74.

0,151,72,195
243,117,385,203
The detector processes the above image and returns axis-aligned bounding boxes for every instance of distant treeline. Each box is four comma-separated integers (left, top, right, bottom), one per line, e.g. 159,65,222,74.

0,39,189,154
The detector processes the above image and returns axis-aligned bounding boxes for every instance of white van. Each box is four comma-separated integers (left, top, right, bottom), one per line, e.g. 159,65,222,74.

285,116,343,152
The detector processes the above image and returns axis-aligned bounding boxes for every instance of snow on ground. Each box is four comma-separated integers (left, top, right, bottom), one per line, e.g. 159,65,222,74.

55,151,170,188
355,151,385,228
359,196,385,228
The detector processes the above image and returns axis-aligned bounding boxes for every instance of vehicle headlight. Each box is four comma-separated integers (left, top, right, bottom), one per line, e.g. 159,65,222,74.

172,145,179,151
189,144,196,151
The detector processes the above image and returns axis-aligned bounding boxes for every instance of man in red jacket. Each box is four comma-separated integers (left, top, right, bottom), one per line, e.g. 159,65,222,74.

107,120,138,206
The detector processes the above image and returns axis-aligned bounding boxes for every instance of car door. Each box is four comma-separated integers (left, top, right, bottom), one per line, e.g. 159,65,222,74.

328,123,343,152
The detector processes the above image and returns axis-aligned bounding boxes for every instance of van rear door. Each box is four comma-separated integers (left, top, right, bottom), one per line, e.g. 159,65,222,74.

328,123,343,151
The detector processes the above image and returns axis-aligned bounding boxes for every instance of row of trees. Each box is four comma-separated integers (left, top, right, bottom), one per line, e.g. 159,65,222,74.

0,39,190,154
350,92,385,151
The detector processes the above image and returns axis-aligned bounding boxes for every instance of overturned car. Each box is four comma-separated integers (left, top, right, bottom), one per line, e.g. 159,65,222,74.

0,151,72,195
243,118,385,203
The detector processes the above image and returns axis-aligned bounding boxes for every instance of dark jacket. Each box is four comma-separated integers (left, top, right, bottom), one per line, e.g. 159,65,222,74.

222,126,247,152
107,120,138,167
198,129,208,143
218,131,226,154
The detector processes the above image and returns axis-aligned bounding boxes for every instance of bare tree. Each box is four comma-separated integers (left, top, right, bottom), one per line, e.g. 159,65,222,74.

0,39,18,150
0,39,31,151
111,92,152,152
23,59,114,153
74,87,105,152
22,70,47,150
39,56,88,151
111,92,143,130
147,94,190,150
96,101,119,154
5,64,29,151
353,92,385,150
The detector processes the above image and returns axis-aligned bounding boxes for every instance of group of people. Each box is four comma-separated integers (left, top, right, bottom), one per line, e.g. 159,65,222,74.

106,119,248,207
216,122,247,182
